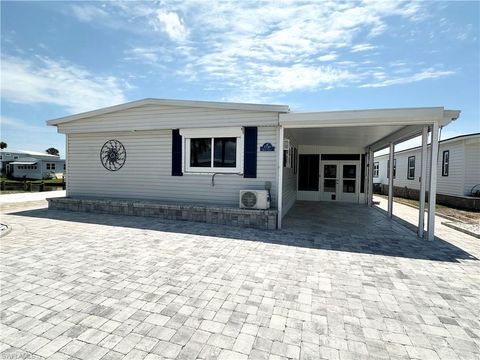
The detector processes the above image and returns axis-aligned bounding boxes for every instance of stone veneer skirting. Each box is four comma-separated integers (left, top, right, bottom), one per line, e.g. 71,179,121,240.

47,197,278,230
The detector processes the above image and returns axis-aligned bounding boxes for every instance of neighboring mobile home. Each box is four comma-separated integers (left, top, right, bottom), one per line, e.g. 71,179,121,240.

47,98,460,239
374,133,480,209
0,150,65,180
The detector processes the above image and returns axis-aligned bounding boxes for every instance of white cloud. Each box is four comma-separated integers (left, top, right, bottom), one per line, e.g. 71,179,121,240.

351,43,377,53
1,55,126,113
153,10,188,42
360,68,455,88
124,47,160,63
67,1,454,98
318,53,338,62
71,4,109,23
1,116,53,133
254,64,358,92
164,1,438,96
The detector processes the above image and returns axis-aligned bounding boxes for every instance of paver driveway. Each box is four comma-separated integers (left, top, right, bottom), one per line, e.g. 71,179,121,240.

1,202,479,360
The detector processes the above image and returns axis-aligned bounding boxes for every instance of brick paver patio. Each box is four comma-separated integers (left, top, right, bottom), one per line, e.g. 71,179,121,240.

1,201,479,359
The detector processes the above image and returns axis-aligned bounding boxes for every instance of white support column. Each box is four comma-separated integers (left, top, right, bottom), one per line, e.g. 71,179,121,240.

65,134,69,197
387,142,395,217
367,148,374,206
277,126,284,229
427,122,439,240
418,126,428,238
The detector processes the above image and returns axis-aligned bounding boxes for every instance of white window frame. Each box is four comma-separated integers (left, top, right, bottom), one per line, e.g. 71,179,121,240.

442,150,449,177
407,156,415,180
181,127,244,174
373,162,379,178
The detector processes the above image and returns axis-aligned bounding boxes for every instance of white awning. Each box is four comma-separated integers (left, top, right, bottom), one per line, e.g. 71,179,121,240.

10,161,37,165
280,107,461,151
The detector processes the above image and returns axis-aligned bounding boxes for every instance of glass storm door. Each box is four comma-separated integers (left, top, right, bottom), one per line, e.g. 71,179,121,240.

321,162,359,202
340,163,358,202
321,163,338,201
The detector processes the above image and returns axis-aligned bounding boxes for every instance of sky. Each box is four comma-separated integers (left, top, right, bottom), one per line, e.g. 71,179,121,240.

1,0,479,157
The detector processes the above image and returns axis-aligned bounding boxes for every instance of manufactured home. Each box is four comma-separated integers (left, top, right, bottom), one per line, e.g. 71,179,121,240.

1,150,65,180
374,133,480,210
46,98,460,240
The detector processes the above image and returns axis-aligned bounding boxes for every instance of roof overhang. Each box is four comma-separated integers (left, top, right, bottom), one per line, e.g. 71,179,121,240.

280,107,460,152
280,107,459,128
47,98,290,126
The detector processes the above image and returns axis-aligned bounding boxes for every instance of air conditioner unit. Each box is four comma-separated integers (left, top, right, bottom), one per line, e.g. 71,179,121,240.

239,190,270,210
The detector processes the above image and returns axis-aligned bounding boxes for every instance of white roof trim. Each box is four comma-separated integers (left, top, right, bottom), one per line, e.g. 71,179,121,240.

280,107,460,128
47,98,290,126
0,150,59,157
11,161,38,165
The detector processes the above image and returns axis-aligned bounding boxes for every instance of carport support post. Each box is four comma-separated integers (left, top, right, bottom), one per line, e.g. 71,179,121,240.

277,126,284,229
427,122,439,240
418,126,428,238
367,148,374,206
387,142,394,217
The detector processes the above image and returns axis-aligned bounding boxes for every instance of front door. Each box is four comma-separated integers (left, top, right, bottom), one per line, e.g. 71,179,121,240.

321,162,359,202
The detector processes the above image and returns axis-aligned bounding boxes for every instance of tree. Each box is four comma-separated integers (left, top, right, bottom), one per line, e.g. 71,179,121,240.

46,147,59,156
0,142,7,149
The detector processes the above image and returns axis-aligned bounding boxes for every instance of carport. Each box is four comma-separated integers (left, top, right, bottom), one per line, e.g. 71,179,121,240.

277,107,460,240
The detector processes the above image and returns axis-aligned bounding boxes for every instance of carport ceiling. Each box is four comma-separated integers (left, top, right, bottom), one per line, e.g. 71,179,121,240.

287,125,406,147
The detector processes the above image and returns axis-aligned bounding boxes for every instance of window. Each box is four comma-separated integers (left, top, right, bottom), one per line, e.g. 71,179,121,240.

13,155,19,160
188,137,237,168
51,163,56,170
407,156,415,180
0,155,3,160
182,127,243,173
387,159,396,178
46,163,51,170
442,150,449,176
64,163,66,170
283,139,292,168
373,162,379,178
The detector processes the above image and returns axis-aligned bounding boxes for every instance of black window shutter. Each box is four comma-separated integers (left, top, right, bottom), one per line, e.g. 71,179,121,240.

243,127,257,178
172,129,183,176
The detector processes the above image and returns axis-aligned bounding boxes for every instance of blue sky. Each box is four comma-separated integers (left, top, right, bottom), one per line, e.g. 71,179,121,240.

1,1,479,157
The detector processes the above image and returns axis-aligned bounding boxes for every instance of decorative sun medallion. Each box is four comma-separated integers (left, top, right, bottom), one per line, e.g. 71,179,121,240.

100,140,126,171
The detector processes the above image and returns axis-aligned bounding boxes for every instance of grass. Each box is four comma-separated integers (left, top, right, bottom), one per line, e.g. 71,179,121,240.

376,194,480,222
1,176,64,184
376,194,446,210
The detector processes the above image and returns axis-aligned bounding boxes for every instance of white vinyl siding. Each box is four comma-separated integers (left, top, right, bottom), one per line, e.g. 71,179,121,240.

464,140,480,195
67,127,278,207
57,104,279,134
282,129,298,217
375,135,480,197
